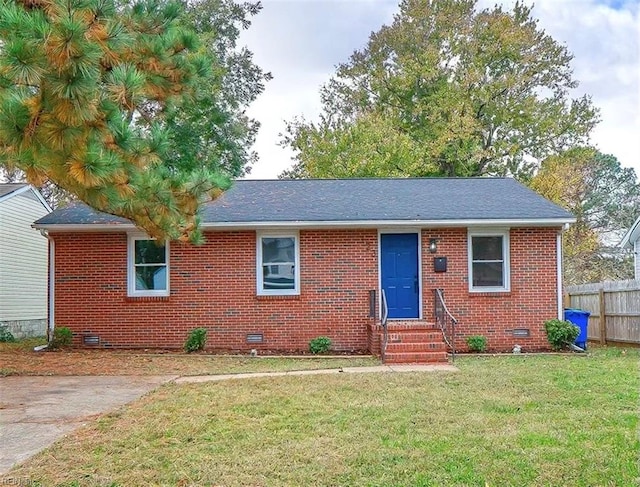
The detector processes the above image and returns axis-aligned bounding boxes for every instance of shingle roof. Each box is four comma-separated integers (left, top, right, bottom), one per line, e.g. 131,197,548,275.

0,183,27,199
34,178,574,227
35,203,130,225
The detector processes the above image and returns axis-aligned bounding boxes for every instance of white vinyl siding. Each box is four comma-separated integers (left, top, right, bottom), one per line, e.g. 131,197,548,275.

635,240,640,280
0,190,50,321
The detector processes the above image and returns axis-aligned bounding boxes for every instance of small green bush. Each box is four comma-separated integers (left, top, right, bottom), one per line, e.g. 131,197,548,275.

466,335,487,353
544,319,580,351
0,325,16,343
50,327,73,349
185,328,207,353
309,336,332,354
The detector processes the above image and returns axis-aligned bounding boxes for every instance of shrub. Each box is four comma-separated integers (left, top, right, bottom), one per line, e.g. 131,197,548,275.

0,325,16,343
309,336,332,354
544,319,580,351
466,335,487,353
50,327,73,349
185,328,207,353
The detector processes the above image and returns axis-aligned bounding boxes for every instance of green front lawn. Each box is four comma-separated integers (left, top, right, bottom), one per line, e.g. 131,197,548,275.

7,348,639,486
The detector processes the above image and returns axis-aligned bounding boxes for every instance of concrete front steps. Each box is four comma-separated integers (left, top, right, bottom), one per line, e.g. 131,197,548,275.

383,321,449,364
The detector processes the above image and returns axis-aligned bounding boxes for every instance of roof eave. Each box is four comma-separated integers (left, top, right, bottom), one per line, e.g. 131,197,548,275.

200,218,575,230
33,222,136,231
33,217,575,232
0,185,51,212
0,184,28,203
620,216,640,248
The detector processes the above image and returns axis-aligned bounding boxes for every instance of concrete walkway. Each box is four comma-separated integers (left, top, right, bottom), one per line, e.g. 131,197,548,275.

176,363,458,383
0,364,457,475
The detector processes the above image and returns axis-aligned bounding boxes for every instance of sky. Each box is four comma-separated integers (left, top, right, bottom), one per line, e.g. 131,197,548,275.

239,0,640,179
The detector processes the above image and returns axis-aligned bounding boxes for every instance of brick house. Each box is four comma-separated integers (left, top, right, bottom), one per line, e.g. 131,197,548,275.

34,178,574,362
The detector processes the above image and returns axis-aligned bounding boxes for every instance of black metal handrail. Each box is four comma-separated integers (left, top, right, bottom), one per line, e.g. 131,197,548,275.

381,289,389,361
434,288,457,361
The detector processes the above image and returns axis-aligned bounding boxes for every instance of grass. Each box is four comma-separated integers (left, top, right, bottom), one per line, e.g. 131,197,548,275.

5,347,639,486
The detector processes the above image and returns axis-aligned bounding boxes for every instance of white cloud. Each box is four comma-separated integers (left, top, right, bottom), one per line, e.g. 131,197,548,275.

529,0,640,169
241,0,640,178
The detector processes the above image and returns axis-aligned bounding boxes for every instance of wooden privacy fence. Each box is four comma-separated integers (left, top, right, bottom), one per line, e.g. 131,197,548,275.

565,279,640,346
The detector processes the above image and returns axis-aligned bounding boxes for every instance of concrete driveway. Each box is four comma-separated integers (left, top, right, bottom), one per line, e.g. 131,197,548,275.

0,375,175,474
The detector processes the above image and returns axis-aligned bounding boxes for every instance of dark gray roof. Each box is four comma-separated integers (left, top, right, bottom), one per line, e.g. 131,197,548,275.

0,183,27,199
34,178,574,227
35,203,130,225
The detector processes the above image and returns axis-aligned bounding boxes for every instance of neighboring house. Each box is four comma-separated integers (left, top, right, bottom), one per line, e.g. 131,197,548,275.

33,178,574,362
620,216,640,279
0,184,52,338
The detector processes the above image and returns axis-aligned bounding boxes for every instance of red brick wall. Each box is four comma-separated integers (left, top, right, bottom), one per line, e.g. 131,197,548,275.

52,230,378,351
52,226,560,353
422,228,560,352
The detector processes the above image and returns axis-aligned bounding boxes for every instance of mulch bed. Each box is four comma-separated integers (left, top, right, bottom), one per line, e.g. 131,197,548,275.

0,346,374,376
0,348,178,376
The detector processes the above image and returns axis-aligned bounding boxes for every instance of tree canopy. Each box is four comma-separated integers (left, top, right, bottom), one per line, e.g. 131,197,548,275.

165,0,271,179
531,148,639,284
0,0,266,242
281,0,599,180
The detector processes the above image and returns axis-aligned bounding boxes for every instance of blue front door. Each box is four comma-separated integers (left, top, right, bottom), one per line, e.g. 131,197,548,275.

381,233,419,319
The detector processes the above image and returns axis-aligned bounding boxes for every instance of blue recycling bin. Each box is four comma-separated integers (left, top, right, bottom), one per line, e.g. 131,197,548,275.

564,309,590,349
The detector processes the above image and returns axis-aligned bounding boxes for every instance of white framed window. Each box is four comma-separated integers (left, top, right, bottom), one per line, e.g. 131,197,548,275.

257,232,300,295
468,229,510,292
128,235,169,297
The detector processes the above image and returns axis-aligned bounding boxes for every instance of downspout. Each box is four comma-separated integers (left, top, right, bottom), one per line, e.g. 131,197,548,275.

39,229,54,347
557,224,568,320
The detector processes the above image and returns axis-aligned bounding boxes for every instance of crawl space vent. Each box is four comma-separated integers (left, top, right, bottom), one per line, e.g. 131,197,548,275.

246,334,264,344
83,335,100,346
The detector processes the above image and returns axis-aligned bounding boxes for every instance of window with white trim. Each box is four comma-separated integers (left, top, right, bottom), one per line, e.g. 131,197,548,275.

128,236,169,296
468,230,510,292
257,233,299,295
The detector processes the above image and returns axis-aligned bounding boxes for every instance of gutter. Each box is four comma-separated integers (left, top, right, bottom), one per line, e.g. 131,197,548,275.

33,217,576,232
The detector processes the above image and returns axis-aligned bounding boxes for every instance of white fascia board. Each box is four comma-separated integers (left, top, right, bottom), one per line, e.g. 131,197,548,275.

33,217,575,232
200,218,576,231
30,186,53,213
620,216,640,248
0,185,52,212
0,184,30,204
32,223,136,232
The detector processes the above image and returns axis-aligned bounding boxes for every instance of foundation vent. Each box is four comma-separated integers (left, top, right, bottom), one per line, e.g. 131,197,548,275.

246,333,264,344
83,335,100,346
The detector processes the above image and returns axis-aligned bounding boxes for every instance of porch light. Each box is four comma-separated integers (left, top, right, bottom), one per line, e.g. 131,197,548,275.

429,238,439,253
